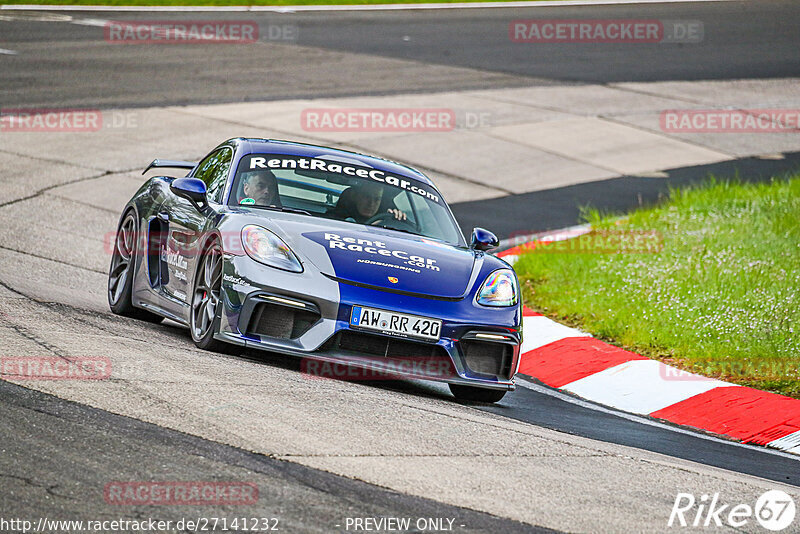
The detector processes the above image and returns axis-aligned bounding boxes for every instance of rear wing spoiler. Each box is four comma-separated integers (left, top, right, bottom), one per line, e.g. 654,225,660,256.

142,159,196,175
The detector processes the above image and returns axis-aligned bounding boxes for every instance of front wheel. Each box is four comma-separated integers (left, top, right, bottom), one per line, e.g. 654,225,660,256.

190,240,234,353
449,384,507,403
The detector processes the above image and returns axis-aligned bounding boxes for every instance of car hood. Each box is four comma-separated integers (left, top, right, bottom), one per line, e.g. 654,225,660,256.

300,227,475,298
219,210,478,298
284,223,476,299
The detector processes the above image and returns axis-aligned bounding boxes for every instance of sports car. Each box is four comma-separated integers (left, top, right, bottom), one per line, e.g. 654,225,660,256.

108,138,522,402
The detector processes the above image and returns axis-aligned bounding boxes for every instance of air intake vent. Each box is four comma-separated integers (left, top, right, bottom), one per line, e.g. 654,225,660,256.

324,330,448,360
247,302,320,339
461,340,513,379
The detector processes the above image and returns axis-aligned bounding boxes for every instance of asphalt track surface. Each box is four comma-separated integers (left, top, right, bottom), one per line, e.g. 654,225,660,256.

0,379,547,534
1,2,800,532
0,1,798,108
453,150,800,237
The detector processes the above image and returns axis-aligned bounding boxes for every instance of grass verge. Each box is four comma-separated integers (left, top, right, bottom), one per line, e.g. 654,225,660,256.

513,175,800,399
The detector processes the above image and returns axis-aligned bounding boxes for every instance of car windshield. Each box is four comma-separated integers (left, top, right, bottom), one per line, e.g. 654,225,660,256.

229,153,465,245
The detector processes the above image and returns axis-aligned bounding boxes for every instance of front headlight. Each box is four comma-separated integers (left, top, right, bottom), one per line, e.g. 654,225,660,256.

241,225,303,273
476,269,518,307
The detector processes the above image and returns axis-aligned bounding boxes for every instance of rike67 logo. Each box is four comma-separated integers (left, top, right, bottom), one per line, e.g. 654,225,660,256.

669,490,796,531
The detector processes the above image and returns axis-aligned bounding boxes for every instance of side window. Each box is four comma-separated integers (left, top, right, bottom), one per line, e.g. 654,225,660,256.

194,148,232,204
194,150,219,184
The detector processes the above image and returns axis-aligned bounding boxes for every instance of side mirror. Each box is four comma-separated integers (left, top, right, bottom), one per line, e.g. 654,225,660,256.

170,177,207,209
470,227,499,251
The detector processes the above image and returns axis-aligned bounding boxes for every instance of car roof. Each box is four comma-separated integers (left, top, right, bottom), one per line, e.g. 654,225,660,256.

229,137,434,186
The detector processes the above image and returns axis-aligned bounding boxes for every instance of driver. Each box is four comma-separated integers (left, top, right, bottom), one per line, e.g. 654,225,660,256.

240,171,280,207
331,183,406,224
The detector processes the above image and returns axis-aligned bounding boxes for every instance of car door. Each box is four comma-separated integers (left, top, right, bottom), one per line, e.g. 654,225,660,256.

158,147,233,314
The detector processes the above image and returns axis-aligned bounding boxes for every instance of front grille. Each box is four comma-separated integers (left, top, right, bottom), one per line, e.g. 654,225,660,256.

327,330,447,360
461,340,513,379
337,330,389,356
246,302,320,339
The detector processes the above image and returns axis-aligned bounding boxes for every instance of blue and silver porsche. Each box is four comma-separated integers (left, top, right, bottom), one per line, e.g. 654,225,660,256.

108,138,522,402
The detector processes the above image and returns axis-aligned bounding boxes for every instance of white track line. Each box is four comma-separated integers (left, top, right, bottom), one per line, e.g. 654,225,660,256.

2,0,738,13
561,359,735,415
68,17,109,27
0,47,17,54
497,223,591,252
520,315,590,353
516,376,800,462
518,310,799,456
769,431,800,455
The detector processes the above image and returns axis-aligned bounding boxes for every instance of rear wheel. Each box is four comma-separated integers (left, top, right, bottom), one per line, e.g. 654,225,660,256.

190,240,233,352
449,384,507,403
108,211,162,323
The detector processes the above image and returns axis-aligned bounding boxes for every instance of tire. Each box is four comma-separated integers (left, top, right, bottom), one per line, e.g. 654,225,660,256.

449,384,507,403
108,211,163,324
190,239,237,353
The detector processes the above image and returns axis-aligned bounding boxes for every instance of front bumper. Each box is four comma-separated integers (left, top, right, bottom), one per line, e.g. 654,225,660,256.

218,255,521,390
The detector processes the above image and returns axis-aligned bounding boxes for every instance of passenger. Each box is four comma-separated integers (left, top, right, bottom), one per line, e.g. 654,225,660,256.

330,183,406,224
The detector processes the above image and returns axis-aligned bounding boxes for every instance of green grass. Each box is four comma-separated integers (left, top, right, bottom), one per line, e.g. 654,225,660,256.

514,175,800,399
4,0,541,5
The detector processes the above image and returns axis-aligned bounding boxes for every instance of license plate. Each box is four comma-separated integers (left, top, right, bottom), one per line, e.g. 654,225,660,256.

349,306,442,341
